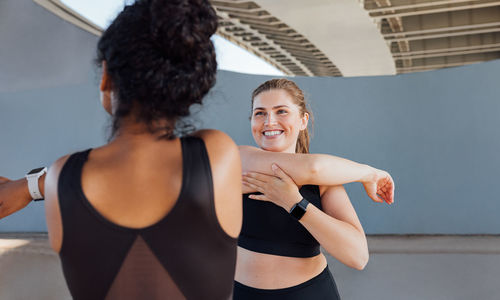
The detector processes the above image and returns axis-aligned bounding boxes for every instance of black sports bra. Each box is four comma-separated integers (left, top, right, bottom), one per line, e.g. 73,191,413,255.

238,185,322,258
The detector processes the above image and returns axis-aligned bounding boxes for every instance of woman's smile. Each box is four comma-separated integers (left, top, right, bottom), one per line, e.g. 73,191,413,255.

262,129,284,138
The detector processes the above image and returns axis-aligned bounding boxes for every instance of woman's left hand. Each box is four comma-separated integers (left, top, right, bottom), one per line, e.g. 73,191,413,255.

242,164,302,212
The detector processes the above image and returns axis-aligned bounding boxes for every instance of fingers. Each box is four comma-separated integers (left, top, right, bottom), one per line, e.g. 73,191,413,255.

364,170,395,205
248,194,269,201
376,176,395,205
364,182,383,203
369,193,384,203
242,181,263,194
380,191,391,205
377,183,391,204
390,175,395,203
242,174,266,187
271,164,293,182
370,188,388,204
242,172,274,183
382,177,395,204
385,182,394,204
380,189,392,205
242,182,256,194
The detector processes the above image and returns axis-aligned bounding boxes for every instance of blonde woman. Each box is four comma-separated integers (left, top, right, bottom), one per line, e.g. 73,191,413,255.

234,79,394,299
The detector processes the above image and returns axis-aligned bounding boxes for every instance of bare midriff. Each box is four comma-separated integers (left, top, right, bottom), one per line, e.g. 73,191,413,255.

234,246,327,289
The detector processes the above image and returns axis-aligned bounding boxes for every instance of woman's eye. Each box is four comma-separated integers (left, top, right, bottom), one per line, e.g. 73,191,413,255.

277,109,287,114
254,111,264,116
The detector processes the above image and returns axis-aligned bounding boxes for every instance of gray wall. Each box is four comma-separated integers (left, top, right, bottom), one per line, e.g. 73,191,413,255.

203,62,500,234
1,0,500,233
0,0,106,231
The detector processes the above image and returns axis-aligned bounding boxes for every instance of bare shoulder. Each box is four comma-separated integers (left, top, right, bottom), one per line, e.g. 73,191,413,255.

193,129,238,154
45,154,71,253
48,155,72,176
192,129,240,168
46,154,72,198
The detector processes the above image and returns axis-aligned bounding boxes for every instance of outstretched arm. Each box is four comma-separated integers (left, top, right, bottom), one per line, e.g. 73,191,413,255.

0,175,45,219
240,146,373,185
240,145,394,204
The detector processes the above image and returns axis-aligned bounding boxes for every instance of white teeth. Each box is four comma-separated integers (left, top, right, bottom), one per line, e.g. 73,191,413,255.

264,130,283,136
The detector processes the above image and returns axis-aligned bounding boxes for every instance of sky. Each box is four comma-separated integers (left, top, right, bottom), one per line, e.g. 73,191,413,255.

61,0,284,76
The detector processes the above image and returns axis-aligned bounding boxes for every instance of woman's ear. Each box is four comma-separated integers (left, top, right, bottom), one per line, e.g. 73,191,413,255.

100,61,112,92
100,61,113,115
300,112,309,130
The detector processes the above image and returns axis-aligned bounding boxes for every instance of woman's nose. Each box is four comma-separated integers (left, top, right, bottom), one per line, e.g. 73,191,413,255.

264,113,277,125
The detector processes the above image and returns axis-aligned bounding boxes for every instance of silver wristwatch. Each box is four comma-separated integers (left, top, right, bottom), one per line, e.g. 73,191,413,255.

25,167,47,201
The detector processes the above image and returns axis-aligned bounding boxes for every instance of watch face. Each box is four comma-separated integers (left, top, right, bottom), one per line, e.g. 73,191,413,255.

290,204,306,220
28,167,45,175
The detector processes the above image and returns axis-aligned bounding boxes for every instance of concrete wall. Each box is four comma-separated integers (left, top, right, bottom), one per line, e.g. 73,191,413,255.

1,0,500,234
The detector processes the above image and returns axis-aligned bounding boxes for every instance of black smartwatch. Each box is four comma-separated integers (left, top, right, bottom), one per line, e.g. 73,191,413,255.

289,198,309,220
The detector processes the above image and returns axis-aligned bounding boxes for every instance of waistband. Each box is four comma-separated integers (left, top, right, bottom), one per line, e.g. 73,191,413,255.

234,266,331,295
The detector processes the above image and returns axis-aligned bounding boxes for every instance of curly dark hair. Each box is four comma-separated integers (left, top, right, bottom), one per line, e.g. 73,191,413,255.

96,0,218,138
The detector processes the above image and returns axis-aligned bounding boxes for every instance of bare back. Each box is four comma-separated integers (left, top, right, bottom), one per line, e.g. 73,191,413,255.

80,138,184,229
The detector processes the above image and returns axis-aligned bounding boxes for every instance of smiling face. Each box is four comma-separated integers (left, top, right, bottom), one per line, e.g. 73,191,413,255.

251,89,309,153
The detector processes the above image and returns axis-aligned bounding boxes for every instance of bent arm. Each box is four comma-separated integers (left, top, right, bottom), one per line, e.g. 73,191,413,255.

300,185,368,270
239,145,374,186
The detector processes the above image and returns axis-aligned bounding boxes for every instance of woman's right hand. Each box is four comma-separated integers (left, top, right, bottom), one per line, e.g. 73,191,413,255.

361,168,395,205
0,177,33,219
241,180,258,194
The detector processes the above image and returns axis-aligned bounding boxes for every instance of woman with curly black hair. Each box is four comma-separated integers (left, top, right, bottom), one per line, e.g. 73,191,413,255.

4,0,242,299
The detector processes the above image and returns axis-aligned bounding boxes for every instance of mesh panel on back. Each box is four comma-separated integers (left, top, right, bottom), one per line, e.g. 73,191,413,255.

104,235,186,300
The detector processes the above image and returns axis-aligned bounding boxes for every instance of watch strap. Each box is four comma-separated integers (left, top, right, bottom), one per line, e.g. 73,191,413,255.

26,167,47,201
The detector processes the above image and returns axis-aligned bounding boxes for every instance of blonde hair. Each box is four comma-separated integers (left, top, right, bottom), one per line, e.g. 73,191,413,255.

251,79,313,154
